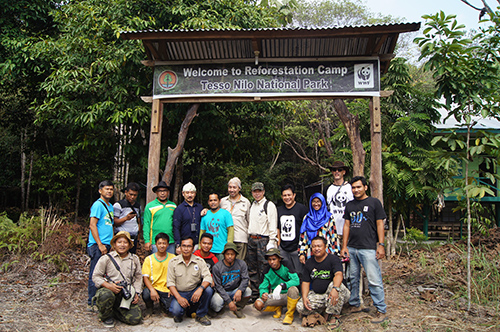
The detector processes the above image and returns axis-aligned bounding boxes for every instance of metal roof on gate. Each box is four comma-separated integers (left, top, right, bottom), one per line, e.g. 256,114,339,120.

120,23,420,74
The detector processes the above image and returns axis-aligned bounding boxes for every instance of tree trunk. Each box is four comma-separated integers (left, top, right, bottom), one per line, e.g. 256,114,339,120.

20,129,26,211
26,151,34,210
386,199,393,259
173,154,184,205
333,99,365,176
74,163,81,222
162,104,200,186
466,122,471,312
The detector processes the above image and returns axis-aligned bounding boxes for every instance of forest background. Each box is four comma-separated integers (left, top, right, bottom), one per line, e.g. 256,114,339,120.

1,0,500,323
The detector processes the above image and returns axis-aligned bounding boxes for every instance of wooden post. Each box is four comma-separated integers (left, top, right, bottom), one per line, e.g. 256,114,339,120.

146,99,163,203
369,96,383,204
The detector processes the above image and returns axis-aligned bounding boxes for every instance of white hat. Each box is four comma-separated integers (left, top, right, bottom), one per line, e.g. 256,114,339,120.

182,182,196,192
228,177,242,189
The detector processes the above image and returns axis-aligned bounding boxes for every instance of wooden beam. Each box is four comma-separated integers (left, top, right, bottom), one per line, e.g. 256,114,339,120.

146,99,163,203
380,90,394,98
369,96,383,204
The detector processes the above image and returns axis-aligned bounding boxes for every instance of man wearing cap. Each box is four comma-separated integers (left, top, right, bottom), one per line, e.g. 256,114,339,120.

211,243,252,318
277,184,308,278
167,237,214,326
173,182,204,254
92,231,143,328
254,248,300,325
87,180,115,310
200,191,234,261
247,182,278,302
144,181,177,254
114,182,142,254
220,177,251,260
297,236,350,326
324,161,353,243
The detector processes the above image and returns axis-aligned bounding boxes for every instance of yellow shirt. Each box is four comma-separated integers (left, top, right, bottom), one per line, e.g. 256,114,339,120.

142,252,175,293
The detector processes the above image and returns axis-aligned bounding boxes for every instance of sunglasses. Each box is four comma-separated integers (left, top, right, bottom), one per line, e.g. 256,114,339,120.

332,168,344,172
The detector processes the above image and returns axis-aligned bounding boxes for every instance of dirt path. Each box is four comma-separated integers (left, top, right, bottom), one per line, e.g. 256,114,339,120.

1,246,499,332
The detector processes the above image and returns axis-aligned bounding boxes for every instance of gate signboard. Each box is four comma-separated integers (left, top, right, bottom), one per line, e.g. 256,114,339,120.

153,59,380,99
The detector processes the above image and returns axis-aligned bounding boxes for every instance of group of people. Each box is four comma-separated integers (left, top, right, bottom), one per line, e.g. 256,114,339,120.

86,161,389,328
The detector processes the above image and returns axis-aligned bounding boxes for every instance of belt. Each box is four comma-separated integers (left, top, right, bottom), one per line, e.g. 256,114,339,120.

249,235,268,239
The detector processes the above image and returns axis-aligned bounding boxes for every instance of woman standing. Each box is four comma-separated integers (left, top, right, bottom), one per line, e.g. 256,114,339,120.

299,193,340,264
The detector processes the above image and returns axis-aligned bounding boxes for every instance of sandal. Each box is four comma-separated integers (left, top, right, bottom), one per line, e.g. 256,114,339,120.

325,316,340,330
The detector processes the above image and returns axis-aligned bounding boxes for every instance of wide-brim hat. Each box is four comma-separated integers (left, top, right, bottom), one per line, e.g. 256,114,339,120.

222,242,239,255
265,248,283,259
330,161,349,173
152,180,171,192
110,231,133,248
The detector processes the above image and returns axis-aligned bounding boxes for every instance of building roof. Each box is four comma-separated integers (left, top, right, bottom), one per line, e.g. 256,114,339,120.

435,108,500,131
120,23,420,74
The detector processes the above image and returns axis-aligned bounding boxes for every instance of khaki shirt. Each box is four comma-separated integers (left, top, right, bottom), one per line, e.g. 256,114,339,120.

248,197,278,245
166,254,213,292
220,195,251,243
92,251,143,292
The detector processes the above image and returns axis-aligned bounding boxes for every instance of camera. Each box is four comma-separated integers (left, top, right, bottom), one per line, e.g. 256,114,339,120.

117,281,132,300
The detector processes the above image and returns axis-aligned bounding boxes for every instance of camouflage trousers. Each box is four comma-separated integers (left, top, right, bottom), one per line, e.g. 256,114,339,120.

246,236,269,299
93,288,142,325
296,282,350,315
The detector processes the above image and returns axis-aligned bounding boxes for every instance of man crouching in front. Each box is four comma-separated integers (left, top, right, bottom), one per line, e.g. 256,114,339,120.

92,231,143,328
167,236,214,326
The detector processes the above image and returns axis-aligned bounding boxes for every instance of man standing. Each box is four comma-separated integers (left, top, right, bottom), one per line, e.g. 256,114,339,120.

211,243,252,318
297,236,350,325
173,182,204,253
142,232,176,318
113,182,141,254
324,161,353,242
200,192,234,261
341,176,388,324
144,181,177,254
87,180,115,310
247,182,278,301
220,177,251,260
167,237,214,326
254,248,300,325
277,184,308,278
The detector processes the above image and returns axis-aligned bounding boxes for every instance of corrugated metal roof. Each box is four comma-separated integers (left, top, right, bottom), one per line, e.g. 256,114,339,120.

121,23,420,74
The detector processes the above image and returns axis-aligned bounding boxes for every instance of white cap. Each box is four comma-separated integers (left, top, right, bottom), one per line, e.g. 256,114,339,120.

182,182,196,192
228,177,242,189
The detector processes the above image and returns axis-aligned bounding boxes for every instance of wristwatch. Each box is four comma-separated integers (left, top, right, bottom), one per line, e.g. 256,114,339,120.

333,286,341,292
378,242,385,246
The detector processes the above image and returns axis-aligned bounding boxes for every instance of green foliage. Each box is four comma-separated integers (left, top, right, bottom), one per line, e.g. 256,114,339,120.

403,227,429,243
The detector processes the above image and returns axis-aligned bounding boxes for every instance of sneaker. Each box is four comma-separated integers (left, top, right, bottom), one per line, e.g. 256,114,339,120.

233,309,245,319
87,304,96,312
343,305,369,315
196,315,212,326
174,315,183,323
102,317,115,328
371,311,388,324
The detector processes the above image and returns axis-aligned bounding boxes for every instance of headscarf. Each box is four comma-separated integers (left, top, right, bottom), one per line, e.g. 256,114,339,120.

300,193,332,242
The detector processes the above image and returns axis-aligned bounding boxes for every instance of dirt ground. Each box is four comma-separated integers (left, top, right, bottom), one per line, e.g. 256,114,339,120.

1,231,499,332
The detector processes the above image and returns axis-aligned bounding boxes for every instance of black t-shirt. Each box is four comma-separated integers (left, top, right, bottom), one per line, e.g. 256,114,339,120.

302,254,343,294
277,202,308,252
343,196,387,250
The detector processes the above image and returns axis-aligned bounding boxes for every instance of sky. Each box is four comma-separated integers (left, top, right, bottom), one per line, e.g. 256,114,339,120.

363,0,492,30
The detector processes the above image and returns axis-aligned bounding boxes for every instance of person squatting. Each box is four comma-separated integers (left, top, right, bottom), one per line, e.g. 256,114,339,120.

87,170,388,328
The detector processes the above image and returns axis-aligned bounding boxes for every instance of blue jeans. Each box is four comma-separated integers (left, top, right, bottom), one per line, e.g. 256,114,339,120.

210,287,252,312
169,286,214,318
87,243,111,305
347,247,386,313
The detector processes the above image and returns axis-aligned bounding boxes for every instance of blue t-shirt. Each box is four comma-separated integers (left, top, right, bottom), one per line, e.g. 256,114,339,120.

88,198,114,247
200,209,234,254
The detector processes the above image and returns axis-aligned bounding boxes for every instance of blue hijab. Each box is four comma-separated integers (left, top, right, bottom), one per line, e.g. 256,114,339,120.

300,193,332,241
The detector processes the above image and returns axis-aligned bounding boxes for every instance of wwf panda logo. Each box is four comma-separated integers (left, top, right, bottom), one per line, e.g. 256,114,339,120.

357,66,371,81
334,188,350,208
281,215,295,240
